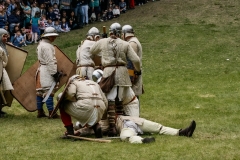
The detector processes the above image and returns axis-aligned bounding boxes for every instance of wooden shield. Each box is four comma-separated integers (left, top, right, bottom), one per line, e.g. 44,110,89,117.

4,43,28,107
11,45,76,112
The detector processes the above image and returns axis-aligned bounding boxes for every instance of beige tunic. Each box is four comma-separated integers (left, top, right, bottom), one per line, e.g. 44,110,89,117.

36,39,57,90
90,37,141,87
0,47,13,91
76,40,96,80
128,37,143,96
64,79,108,127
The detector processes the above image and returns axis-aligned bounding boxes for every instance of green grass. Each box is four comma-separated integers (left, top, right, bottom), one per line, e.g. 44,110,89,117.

1,0,240,159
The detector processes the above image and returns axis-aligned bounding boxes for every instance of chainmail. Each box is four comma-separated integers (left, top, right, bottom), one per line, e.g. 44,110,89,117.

0,29,9,56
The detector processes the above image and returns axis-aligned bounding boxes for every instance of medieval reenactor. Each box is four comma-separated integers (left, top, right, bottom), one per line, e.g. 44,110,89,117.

90,22,141,137
58,75,108,139
0,29,14,117
36,26,60,118
76,27,101,80
122,25,143,110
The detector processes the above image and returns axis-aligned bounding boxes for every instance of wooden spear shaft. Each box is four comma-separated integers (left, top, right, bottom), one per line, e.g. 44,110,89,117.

67,135,112,143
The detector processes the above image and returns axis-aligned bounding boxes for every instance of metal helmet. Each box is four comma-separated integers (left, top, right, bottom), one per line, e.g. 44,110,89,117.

0,28,9,55
0,28,9,40
87,27,100,36
109,22,122,35
122,25,134,34
41,27,59,37
92,69,103,83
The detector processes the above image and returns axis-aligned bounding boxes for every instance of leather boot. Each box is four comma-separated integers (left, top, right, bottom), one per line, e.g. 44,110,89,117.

179,120,196,137
62,125,74,139
37,109,47,118
142,137,156,143
48,110,60,119
91,123,102,138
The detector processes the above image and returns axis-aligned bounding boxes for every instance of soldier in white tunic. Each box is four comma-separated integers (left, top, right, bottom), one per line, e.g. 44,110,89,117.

90,23,141,137
59,75,108,138
122,25,143,113
0,29,14,117
76,27,101,80
36,27,60,118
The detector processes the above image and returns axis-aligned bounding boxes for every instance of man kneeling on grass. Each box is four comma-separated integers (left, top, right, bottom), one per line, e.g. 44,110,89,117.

58,75,108,139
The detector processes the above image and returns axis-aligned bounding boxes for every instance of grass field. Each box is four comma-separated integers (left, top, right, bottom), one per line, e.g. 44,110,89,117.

1,0,240,159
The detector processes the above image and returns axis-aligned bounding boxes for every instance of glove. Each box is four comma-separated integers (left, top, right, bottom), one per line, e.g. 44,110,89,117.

134,70,141,76
52,71,62,82
102,33,107,38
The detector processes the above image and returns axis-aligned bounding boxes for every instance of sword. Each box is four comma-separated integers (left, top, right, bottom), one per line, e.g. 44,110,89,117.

42,81,56,102
42,71,65,103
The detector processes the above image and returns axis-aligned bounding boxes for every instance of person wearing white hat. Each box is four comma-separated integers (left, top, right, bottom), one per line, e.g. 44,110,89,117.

58,75,108,138
76,27,101,80
35,27,60,119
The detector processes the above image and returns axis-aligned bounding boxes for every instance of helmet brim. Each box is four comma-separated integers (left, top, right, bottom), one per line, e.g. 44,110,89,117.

42,33,59,37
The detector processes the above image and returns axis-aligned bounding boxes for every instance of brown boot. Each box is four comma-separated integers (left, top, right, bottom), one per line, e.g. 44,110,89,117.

179,120,196,137
48,111,60,119
37,109,47,118
62,125,75,139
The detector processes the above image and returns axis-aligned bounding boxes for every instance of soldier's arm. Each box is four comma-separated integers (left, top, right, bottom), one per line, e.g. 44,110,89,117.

129,41,139,56
126,45,140,72
64,83,77,102
89,40,101,55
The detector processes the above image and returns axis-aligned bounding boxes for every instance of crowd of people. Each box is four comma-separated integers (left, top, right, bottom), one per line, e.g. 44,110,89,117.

0,0,154,48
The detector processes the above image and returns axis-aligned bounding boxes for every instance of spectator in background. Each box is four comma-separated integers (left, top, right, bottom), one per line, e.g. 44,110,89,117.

60,17,70,32
39,14,47,35
22,27,33,44
107,0,114,10
119,0,126,13
89,0,100,22
0,5,7,28
129,0,134,9
60,0,71,17
8,9,21,33
46,18,54,27
112,5,120,18
50,0,59,7
53,20,62,32
39,3,47,17
53,3,60,20
20,0,31,28
61,10,68,21
107,8,113,20
68,10,77,29
7,0,17,17
46,6,57,20
13,30,27,47
10,25,19,42
30,11,40,43
31,1,40,18
81,0,89,26
71,0,82,28
68,19,77,30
